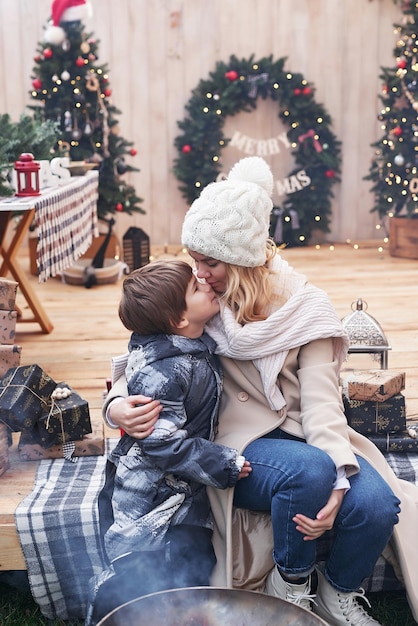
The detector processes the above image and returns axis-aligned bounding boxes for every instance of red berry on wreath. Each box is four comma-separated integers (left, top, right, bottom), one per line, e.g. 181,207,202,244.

182,144,192,154
130,148,137,156
43,48,53,59
392,126,403,137
116,203,123,212
225,70,239,81
32,78,42,90
76,56,85,67
325,169,335,178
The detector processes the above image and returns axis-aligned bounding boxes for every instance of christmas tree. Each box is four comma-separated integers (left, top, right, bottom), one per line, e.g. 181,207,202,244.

29,0,144,222
366,0,418,232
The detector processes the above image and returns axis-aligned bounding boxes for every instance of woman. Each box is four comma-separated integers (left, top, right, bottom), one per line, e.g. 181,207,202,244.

105,157,418,625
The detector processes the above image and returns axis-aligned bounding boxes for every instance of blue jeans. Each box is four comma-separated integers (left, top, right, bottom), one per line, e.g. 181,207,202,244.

233,430,400,592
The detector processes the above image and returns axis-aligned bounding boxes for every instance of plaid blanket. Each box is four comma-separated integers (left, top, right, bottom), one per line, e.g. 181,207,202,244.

15,445,418,621
15,440,116,620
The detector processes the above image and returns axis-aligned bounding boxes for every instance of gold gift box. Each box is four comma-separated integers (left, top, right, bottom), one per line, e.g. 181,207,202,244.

345,369,405,402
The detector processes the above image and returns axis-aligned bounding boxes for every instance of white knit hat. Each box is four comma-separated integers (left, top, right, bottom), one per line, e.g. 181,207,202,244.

181,156,274,267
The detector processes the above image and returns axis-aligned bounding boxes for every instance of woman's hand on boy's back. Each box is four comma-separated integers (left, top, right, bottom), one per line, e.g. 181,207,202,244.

109,395,162,438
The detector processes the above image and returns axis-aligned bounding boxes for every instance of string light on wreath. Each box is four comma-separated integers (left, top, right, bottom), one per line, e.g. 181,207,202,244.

173,54,342,247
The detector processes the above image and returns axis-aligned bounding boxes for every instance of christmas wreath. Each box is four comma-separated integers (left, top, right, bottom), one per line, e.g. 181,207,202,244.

173,55,341,247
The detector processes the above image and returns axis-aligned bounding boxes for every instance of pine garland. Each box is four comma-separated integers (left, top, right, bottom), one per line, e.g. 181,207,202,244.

173,54,341,247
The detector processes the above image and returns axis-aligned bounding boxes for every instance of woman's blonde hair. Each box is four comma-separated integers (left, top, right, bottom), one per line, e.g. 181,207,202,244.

221,239,285,324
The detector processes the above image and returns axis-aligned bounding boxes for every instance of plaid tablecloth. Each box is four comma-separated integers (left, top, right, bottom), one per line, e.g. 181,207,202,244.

34,171,99,282
14,445,418,621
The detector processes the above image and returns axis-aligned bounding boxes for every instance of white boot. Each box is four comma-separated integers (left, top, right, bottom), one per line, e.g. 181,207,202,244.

264,566,315,612
314,569,382,626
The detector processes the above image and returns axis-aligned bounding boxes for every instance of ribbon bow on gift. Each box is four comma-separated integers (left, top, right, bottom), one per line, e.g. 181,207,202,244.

298,129,322,153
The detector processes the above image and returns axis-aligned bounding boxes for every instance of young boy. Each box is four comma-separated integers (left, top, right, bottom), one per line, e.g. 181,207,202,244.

86,260,250,625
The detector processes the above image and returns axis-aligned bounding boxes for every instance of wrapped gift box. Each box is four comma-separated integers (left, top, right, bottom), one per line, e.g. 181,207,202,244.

368,427,418,453
343,393,406,435
0,345,21,378
0,310,17,344
0,422,9,477
0,364,57,431
0,278,18,311
345,369,405,402
34,383,92,447
18,417,104,460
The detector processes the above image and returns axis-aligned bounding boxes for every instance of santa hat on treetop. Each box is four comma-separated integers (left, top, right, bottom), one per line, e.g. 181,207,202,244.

44,0,93,45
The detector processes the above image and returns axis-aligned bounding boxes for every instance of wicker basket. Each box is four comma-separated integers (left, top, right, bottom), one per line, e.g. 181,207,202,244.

61,259,128,286
0,422,10,477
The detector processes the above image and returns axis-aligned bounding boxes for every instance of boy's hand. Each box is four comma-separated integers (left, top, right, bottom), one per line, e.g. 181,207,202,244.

238,460,252,480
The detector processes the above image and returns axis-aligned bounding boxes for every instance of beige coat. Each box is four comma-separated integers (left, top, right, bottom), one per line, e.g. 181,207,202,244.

208,339,418,622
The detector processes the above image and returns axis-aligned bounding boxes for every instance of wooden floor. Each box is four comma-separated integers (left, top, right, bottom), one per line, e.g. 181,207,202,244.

0,240,417,569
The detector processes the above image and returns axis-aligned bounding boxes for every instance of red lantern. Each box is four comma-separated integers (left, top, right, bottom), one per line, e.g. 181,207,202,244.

14,153,41,197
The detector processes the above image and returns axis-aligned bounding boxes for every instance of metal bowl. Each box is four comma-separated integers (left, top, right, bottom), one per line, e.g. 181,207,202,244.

97,586,328,625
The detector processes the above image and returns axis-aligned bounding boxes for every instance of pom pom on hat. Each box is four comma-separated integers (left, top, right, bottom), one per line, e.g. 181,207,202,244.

181,156,274,267
44,0,92,45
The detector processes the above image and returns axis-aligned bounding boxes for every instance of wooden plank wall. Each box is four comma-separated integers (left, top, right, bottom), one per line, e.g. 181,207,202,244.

0,0,402,246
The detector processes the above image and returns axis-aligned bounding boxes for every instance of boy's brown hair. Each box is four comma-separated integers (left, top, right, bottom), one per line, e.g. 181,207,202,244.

119,259,193,335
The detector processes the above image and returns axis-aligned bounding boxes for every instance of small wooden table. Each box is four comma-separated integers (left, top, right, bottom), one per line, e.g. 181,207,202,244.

0,172,99,334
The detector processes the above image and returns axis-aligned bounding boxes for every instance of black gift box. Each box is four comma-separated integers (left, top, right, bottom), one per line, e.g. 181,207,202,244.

369,427,418,453
34,383,91,448
343,393,406,435
0,364,57,431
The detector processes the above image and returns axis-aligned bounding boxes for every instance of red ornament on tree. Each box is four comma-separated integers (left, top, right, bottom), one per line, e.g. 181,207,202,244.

182,144,192,154
130,148,137,156
325,169,335,178
43,48,53,59
75,56,85,67
302,86,312,95
225,70,239,81
116,203,123,212
392,126,403,136
397,57,407,69
32,78,42,90
34,54,42,63
294,88,301,95
103,88,112,97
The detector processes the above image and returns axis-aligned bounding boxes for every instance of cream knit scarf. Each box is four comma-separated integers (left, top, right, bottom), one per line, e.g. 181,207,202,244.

205,255,349,410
